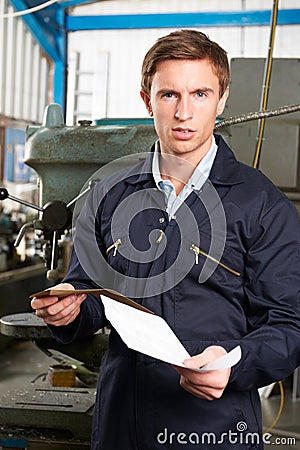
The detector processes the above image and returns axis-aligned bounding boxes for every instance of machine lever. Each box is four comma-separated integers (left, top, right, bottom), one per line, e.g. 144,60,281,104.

47,230,60,281
0,187,43,212
66,179,98,208
14,221,34,247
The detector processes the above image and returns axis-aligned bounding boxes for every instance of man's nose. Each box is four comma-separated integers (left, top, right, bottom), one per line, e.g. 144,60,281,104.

175,97,193,121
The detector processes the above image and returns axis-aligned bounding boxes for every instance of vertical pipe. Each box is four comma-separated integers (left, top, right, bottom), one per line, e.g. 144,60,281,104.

252,0,279,169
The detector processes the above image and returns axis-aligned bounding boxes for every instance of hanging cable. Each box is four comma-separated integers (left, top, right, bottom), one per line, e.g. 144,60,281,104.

252,0,279,169
263,381,285,435
0,0,59,19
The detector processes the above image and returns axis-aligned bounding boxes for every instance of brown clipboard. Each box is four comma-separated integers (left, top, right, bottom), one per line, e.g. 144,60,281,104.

29,287,154,315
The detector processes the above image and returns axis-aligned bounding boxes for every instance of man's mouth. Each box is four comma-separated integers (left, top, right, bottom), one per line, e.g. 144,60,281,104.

173,127,195,133
172,127,196,139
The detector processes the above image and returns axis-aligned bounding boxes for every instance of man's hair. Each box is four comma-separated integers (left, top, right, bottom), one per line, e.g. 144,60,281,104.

141,29,230,99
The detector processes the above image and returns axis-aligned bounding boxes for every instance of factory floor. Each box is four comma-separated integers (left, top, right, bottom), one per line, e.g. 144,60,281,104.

0,340,299,449
0,339,93,449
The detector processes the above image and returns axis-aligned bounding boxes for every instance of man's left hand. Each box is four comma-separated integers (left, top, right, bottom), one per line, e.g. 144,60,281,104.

173,346,231,401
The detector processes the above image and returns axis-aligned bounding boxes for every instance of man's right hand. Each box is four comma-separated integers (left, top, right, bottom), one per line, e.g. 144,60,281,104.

30,283,87,327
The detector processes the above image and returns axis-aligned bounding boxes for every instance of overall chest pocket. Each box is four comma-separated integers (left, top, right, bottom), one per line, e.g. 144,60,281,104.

106,236,129,272
190,243,242,277
104,234,131,293
187,235,245,289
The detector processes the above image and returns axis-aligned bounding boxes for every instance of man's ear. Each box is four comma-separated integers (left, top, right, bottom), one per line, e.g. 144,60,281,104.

216,87,229,117
140,91,153,116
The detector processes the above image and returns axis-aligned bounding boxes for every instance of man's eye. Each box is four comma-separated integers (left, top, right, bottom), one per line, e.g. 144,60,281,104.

196,92,205,98
163,92,175,98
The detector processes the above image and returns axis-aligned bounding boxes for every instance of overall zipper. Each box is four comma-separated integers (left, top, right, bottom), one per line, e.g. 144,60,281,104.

190,244,241,277
156,230,165,244
106,238,122,256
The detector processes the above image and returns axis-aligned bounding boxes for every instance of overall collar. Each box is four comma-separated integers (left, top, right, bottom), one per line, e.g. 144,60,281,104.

209,134,245,186
125,145,155,187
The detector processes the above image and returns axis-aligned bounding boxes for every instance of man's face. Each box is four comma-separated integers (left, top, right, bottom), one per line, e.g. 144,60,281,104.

141,58,228,164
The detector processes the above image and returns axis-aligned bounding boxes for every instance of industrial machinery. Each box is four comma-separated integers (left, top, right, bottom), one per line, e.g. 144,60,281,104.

0,103,158,282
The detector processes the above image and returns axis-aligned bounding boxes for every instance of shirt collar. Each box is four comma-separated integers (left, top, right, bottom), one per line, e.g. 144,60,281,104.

126,134,244,187
152,136,218,191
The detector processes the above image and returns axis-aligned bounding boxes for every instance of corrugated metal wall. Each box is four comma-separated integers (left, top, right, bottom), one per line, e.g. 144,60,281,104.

67,0,300,123
0,0,49,123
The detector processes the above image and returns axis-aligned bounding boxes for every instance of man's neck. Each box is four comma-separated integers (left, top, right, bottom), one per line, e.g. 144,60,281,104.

160,155,195,195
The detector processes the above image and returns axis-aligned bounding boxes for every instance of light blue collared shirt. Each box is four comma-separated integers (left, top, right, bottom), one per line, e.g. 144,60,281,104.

152,136,218,219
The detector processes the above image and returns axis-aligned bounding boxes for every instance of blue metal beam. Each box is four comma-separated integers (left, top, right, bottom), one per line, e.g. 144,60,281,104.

60,0,96,7
53,7,67,108
66,9,300,31
53,60,66,106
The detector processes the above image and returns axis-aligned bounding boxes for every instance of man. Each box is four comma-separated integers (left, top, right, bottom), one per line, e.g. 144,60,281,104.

31,30,300,449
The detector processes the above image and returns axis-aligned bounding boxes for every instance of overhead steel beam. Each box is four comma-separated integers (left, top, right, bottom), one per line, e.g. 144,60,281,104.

67,9,300,31
60,0,96,7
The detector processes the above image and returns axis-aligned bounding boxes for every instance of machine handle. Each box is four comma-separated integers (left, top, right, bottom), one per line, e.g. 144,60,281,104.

0,187,43,212
66,179,98,208
14,221,34,247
